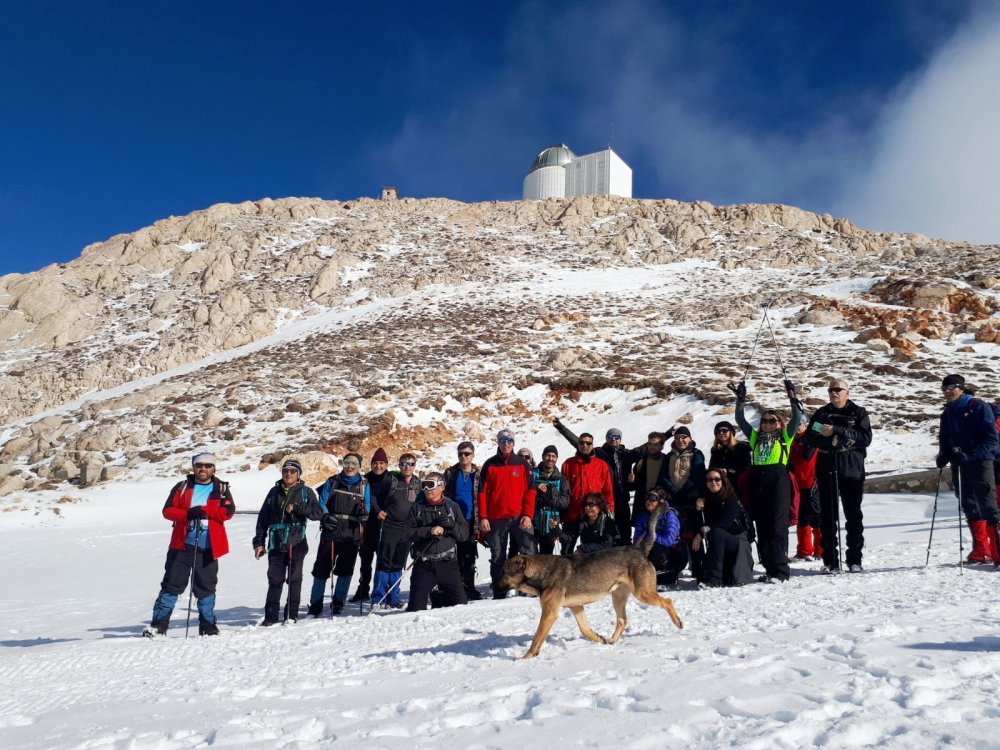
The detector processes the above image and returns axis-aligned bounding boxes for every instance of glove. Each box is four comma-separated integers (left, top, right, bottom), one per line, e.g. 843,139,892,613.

953,451,969,465
663,426,675,440
437,514,455,531
783,379,795,395
728,381,747,400
935,454,949,469
187,506,206,521
320,514,339,532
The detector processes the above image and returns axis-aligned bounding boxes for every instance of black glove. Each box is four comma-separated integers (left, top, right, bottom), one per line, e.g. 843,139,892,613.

953,451,969,465
727,381,747,400
663,426,675,440
783,379,795,395
935,454,949,469
187,506,206,521
436,514,455,531
320,514,339,532
553,417,563,429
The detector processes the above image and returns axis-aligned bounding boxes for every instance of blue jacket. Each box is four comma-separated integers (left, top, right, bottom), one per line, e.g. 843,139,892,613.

939,394,1000,464
633,507,681,548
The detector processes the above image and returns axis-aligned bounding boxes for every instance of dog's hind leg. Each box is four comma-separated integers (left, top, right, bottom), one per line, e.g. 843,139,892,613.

633,588,683,630
569,606,607,644
521,592,563,659
605,585,630,644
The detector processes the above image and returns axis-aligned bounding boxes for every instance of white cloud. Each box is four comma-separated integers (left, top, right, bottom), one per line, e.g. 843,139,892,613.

835,8,1000,242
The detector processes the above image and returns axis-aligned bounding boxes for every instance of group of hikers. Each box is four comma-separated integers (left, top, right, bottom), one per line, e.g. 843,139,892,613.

143,372,1000,637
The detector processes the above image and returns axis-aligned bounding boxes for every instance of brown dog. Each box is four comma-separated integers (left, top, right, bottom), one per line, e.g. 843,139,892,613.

499,508,683,659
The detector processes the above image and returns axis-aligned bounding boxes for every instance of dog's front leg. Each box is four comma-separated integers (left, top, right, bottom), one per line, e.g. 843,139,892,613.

520,591,563,659
569,605,606,644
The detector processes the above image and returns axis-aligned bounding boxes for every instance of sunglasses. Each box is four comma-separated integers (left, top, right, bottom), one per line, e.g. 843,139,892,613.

399,461,415,468
761,417,778,423
421,480,444,490
194,463,214,469
942,384,961,392
458,451,474,457
583,502,600,508
828,387,846,394
498,437,514,445
579,441,594,446
714,428,731,435
706,477,723,484
281,468,299,475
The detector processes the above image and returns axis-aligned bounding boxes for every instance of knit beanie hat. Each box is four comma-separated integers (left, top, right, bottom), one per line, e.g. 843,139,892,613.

673,426,691,438
371,447,389,464
192,452,215,466
542,445,559,457
282,459,302,474
942,374,965,389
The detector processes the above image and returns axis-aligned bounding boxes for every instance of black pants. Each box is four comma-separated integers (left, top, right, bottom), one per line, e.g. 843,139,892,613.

161,547,218,597
954,460,1000,523
700,529,753,586
648,542,689,586
311,537,361,580
457,518,478,592
377,524,411,573
613,491,632,546
797,486,821,528
486,517,532,584
407,559,468,611
265,544,306,622
356,518,380,591
818,470,865,567
750,465,791,580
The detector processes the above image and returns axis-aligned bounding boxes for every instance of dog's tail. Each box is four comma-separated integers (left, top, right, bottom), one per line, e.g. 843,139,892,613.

638,505,662,556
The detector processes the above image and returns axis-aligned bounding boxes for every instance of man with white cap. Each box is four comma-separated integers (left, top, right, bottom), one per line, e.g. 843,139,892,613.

477,428,536,599
804,378,872,573
144,452,235,637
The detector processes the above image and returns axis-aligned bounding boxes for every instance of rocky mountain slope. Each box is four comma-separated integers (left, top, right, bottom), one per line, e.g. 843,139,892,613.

1,195,998,499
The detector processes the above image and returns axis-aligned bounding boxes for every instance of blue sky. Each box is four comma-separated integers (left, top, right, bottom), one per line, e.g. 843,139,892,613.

2,0,998,275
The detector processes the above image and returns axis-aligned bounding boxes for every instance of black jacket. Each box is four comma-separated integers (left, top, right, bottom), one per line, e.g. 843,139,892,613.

407,495,469,562
576,511,619,553
253,481,322,552
709,442,752,480
804,401,872,479
374,472,422,528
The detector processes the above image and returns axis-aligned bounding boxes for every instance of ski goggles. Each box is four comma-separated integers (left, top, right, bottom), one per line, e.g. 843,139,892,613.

421,479,445,490
342,458,360,468
606,432,622,440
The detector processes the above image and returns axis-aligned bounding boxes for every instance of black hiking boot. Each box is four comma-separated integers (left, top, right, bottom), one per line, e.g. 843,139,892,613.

330,600,345,616
143,619,169,638
199,622,219,636
465,587,483,601
349,586,370,603
307,601,323,617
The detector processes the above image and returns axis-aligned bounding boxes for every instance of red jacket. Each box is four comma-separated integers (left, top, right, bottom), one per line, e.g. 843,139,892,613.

163,476,235,557
788,440,817,490
561,455,614,522
478,452,535,521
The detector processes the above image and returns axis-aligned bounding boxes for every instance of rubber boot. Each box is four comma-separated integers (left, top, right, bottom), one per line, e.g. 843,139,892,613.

812,527,824,560
986,524,1000,565
966,520,988,563
794,526,813,559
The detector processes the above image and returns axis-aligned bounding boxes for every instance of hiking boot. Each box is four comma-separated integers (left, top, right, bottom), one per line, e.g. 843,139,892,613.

143,619,169,638
307,602,323,618
848,564,864,573
389,601,404,610
199,622,219,636
821,565,842,575
330,600,345,616
465,588,483,601
491,586,509,600
757,575,786,584
349,587,370,603
259,619,278,627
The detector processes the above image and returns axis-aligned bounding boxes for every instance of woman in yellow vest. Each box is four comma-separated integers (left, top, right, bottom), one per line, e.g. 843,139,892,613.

733,380,802,582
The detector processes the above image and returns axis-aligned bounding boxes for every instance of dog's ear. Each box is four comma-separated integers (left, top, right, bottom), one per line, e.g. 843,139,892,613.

510,555,527,574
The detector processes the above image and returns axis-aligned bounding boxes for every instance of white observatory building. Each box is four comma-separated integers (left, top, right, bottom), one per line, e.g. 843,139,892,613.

522,143,632,200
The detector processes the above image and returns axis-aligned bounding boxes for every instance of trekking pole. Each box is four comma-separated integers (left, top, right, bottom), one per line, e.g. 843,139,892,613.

185,524,203,639
368,538,434,615
925,468,944,566
742,303,771,381
957,467,965,575
762,304,789,379
833,469,843,570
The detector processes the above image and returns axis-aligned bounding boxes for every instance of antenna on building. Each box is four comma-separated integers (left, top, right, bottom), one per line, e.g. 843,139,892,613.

610,121,614,149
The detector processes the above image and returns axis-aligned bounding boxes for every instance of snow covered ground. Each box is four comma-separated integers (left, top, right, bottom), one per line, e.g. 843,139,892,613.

2,469,999,749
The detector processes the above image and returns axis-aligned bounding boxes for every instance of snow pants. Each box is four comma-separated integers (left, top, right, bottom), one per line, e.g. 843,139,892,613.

817,470,865,568
699,529,754,586
750,465,791,581
486,517,532,585
152,546,218,626
407,559,468,611
954,460,1000,523
265,543,306,622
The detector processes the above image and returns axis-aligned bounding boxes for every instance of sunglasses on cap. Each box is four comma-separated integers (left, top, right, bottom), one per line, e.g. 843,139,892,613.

194,463,215,469
498,437,514,444
399,461,415,468
421,479,444,490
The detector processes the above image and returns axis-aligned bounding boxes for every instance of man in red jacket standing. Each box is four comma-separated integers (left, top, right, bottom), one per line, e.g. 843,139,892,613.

144,452,235,637
560,432,614,554
478,428,535,599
